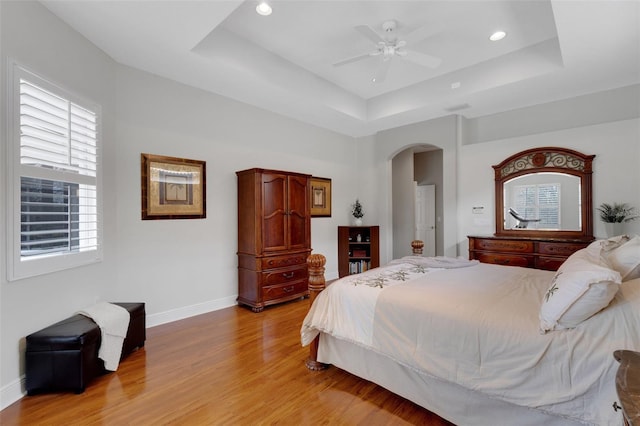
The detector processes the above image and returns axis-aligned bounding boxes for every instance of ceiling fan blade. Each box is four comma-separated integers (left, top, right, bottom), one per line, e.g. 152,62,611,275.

355,25,385,45
372,58,391,84
403,23,443,44
333,52,373,67
404,50,442,68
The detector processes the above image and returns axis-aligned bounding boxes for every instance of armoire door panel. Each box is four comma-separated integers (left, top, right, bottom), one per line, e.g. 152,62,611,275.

287,175,310,249
262,173,287,251
263,215,287,252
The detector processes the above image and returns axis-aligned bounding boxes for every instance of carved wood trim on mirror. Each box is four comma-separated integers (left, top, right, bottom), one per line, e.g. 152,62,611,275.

493,147,595,241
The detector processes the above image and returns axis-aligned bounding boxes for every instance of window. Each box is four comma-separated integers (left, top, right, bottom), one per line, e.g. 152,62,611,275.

511,183,561,229
7,64,102,280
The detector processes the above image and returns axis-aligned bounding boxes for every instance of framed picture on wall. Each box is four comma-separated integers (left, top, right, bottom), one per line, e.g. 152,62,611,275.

141,153,206,220
310,177,331,217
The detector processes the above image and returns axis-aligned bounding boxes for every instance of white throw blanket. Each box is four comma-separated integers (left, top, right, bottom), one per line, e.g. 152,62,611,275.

78,302,130,371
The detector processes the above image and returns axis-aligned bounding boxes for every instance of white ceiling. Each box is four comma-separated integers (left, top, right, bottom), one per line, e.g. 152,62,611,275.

40,0,640,137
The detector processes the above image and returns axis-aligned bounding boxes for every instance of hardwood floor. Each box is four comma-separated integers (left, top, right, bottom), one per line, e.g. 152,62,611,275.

1,299,454,425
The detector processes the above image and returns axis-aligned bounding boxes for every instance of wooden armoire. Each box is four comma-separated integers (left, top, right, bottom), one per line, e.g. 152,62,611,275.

236,168,311,312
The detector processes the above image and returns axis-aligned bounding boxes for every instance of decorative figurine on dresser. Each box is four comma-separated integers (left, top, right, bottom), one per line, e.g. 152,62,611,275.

236,168,311,312
469,147,595,271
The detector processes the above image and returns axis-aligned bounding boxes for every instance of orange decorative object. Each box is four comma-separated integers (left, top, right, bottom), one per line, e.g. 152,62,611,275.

306,253,328,371
411,240,424,255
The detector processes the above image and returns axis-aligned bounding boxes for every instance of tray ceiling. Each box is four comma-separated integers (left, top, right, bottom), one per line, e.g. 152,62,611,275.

40,0,640,137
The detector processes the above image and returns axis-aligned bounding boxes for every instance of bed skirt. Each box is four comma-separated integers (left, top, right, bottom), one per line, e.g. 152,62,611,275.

318,333,590,426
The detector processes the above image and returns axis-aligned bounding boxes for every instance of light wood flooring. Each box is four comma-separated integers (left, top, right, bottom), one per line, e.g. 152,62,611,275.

1,298,454,425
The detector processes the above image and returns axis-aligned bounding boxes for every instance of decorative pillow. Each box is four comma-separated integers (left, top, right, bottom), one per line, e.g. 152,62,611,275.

539,248,621,333
607,235,640,281
585,235,630,266
599,234,631,252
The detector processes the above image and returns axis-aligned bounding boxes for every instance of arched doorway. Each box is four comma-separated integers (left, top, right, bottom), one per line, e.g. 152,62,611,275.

391,145,443,259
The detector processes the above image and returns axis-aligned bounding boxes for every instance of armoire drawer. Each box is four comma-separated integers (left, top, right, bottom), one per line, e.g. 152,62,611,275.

261,265,308,286
263,280,308,301
261,254,308,269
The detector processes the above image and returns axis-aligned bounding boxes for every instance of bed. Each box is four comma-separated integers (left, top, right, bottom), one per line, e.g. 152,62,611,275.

301,237,640,426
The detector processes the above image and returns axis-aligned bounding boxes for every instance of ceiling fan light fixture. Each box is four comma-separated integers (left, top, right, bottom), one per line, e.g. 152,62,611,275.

333,19,442,83
489,30,507,41
256,1,272,16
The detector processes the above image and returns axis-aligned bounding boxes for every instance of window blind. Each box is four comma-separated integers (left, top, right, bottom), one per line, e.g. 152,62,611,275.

20,80,97,176
19,78,99,259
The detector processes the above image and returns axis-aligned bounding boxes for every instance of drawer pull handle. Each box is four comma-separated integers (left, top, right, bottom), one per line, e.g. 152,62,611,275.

498,259,511,264
283,286,294,293
282,272,295,279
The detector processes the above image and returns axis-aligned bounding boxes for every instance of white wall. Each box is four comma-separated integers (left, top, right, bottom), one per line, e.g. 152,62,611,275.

0,1,359,408
414,150,444,255
391,149,414,258
458,118,640,254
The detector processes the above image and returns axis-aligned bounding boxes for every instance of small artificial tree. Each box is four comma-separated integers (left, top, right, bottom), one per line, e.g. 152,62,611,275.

352,199,364,219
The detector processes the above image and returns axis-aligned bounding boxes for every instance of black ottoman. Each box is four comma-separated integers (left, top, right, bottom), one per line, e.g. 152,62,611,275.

25,302,145,395
115,302,146,357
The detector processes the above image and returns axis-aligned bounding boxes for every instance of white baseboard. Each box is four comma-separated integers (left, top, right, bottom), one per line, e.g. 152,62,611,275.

1,376,25,411
0,296,238,412
146,296,238,328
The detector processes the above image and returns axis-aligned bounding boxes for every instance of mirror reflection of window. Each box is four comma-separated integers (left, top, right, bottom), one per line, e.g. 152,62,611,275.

510,183,560,229
504,172,582,231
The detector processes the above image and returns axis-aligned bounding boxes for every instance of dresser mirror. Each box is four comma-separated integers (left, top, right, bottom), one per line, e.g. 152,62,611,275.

493,147,595,240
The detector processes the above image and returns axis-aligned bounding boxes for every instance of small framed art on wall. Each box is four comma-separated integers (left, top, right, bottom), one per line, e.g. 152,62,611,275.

310,176,331,217
141,153,206,220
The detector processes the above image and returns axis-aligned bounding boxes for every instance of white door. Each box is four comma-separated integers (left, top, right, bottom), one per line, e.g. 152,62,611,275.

415,183,436,257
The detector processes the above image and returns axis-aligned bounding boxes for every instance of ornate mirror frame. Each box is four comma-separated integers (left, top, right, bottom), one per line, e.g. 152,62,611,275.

493,147,595,240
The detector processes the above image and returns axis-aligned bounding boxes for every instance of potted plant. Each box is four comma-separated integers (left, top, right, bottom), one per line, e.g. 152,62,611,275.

597,202,638,236
351,199,364,226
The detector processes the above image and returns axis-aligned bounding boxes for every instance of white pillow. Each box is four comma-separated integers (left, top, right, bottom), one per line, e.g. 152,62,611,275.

585,235,630,266
539,248,621,333
607,235,640,281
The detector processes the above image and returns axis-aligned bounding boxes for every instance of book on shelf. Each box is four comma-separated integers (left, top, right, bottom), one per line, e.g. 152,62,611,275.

349,259,371,274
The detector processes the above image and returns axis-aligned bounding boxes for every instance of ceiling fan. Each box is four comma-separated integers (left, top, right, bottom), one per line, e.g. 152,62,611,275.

333,20,442,83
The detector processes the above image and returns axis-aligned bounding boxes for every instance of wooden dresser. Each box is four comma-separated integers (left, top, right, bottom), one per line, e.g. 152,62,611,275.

236,168,311,312
468,235,592,271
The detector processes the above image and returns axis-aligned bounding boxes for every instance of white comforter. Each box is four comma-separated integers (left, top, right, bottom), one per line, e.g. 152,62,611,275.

301,258,640,425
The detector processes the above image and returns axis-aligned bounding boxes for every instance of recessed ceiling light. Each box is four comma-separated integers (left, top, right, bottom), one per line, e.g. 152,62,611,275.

256,1,272,16
489,31,506,41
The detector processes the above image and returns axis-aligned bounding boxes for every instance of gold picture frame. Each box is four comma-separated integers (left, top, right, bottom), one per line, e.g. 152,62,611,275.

141,153,206,220
310,177,331,217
